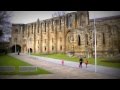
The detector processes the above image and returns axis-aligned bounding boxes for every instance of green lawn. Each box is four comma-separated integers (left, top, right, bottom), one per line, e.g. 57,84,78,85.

0,55,51,75
32,53,120,68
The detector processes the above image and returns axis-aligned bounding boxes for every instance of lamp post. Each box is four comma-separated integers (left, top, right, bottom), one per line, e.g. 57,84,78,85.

72,45,74,56
27,37,30,55
15,31,18,54
72,33,75,56
15,40,16,53
94,11,97,72
86,46,88,58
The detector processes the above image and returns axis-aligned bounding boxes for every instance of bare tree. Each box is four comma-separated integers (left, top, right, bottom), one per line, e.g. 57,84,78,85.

0,29,3,36
52,11,66,18
0,11,12,37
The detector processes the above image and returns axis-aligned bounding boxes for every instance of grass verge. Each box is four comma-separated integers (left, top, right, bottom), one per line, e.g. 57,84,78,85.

0,55,51,75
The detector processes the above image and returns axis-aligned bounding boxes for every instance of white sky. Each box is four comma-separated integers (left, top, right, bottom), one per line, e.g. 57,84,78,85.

10,11,120,24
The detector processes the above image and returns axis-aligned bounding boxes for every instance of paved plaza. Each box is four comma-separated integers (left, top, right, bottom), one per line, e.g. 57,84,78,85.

0,53,120,79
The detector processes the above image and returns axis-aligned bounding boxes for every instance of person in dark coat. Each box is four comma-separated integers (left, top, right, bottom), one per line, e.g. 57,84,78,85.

18,50,20,55
79,58,83,68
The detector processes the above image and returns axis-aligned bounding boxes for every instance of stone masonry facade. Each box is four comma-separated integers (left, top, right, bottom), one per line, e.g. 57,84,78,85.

10,11,120,57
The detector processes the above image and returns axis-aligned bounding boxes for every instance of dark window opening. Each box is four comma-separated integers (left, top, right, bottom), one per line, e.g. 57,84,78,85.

45,46,46,51
52,46,54,51
45,22,46,32
37,27,39,33
103,33,105,45
60,19,61,31
32,29,33,34
66,16,68,28
80,13,85,27
38,24,40,33
119,48,120,53
60,46,62,51
85,34,88,45
69,15,72,28
78,35,81,46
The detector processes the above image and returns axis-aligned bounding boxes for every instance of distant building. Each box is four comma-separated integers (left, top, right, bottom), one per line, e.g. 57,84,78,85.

10,11,120,57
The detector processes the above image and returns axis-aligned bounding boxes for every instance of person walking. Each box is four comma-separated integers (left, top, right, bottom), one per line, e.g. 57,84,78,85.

18,50,20,55
85,58,88,68
79,57,83,68
62,60,64,66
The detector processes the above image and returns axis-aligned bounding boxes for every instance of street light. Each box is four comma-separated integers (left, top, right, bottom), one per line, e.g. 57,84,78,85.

94,12,97,72
15,30,18,54
15,39,16,53
72,45,74,56
28,37,30,55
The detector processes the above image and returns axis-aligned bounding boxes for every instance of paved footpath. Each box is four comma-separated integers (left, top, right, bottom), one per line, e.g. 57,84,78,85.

0,53,120,79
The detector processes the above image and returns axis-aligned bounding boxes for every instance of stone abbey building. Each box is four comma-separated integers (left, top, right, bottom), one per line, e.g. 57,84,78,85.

10,11,120,57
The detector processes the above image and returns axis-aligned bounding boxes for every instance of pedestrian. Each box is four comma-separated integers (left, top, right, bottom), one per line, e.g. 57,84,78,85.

84,58,88,68
62,60,64,66
18,50,20,55
79,57,83,68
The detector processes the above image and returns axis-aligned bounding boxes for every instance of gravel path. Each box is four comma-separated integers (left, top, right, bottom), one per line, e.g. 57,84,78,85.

0,53,119,79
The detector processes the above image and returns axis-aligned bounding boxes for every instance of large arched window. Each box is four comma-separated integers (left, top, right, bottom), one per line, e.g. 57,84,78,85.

78,35,81,46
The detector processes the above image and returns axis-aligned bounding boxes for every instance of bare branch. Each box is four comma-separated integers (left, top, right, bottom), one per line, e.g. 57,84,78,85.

0,11,12,37
52,11,66,18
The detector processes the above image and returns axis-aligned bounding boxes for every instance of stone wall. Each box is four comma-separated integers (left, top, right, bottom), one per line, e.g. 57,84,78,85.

10,11,120,57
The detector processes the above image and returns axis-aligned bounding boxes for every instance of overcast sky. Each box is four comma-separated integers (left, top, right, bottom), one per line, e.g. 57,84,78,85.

10,11,120,24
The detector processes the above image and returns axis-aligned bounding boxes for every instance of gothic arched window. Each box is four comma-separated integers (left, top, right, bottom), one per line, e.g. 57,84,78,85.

66,15,73,28
69,15,72,28
80,13,85,26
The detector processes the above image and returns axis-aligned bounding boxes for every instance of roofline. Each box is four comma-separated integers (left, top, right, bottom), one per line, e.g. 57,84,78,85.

90,15,120,22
